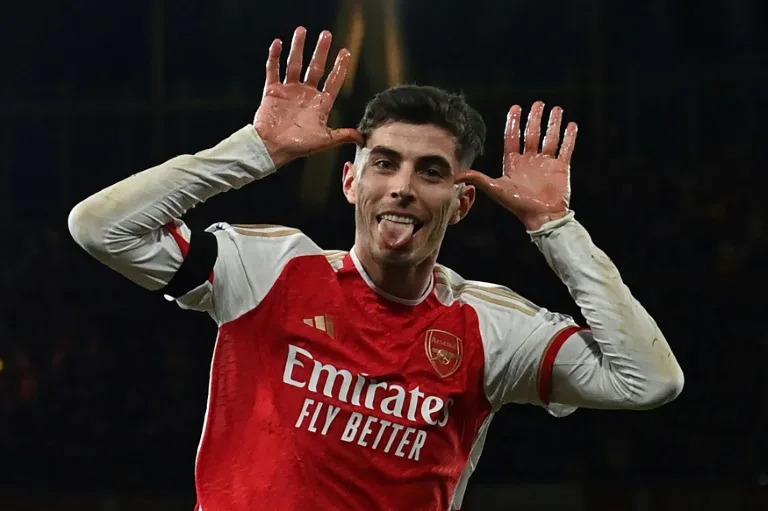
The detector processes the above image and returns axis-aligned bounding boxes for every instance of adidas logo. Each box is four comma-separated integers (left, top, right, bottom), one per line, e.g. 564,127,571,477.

303,313,335,339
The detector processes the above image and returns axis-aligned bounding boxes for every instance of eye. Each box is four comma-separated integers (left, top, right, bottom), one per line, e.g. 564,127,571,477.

421,168,444,181
373,159,394,170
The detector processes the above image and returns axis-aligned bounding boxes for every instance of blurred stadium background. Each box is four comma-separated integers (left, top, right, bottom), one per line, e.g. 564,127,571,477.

1,0,766,509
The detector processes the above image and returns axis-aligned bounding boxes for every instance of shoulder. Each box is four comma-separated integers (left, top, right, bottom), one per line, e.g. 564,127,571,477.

205,222,350,278
209,222,303,239
197,223,340,324
434,264,573,345
433,263,540,319
206,222,323,258
434,264,577,412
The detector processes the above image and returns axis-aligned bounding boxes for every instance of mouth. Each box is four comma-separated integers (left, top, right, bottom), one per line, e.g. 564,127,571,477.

376,213,425,234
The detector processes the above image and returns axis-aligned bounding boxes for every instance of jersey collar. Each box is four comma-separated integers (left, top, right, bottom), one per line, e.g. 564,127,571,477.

349,246,434,306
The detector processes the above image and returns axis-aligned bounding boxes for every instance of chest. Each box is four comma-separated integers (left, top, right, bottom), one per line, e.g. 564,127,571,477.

230,255,487,415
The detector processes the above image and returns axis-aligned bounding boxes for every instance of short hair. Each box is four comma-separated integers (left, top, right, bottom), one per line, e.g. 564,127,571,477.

356,84,486,167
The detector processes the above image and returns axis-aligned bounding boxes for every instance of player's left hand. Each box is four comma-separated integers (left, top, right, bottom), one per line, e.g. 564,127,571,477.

457,102,578,231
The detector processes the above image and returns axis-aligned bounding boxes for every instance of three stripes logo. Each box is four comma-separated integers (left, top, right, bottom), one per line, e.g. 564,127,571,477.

303,314,336,339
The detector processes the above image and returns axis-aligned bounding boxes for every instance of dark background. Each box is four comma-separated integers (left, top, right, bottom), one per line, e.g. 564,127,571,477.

1,0,765,509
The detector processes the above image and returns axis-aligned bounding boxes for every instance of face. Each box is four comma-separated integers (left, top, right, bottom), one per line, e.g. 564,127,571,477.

342,122,475,266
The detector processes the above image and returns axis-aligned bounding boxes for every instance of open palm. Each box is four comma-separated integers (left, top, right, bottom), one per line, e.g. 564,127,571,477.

459,102,578,230
254,27,362,167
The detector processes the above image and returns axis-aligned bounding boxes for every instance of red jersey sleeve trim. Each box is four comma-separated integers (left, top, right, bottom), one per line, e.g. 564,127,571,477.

538,326,589,405
165,222,190,258
164,222,215,284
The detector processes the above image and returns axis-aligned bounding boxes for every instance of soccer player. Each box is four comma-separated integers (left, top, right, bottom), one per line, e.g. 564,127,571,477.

68,27,683,511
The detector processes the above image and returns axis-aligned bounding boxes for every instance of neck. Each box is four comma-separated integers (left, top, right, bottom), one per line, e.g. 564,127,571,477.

353,246,437,302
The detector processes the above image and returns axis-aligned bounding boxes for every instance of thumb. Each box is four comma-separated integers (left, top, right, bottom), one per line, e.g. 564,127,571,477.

328,128,364,148
456,169,494,192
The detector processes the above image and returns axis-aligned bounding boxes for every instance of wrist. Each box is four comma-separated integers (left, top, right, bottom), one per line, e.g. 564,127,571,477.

253,126,294,169
521,211,568,231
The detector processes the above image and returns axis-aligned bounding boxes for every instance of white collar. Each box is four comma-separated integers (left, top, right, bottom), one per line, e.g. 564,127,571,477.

350,246,434,306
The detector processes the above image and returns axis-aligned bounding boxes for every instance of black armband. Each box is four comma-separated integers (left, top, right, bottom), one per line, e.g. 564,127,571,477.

160,231,218,299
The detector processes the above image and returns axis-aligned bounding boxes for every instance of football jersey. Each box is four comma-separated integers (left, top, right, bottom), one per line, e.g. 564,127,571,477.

174,223,580,511
67,123,683,511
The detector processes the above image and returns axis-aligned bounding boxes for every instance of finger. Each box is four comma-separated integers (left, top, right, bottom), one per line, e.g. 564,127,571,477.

265,39,282,87
304,30,332,88
524,101,545,154
322,49,351,103
541,106,563,157
285,26,307,83
327,128,364,148
504,105,522,157
455,169,494,193
558,122,579,164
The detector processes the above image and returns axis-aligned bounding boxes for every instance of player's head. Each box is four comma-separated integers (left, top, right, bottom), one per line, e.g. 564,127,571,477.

342,85,486,267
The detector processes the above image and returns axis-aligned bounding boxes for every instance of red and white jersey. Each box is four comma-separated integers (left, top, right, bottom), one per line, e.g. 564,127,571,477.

176,223,578,511
68,124,683,511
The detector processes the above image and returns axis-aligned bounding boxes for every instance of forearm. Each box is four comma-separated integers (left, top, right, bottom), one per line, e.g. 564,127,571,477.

530,211,684,409
68,125,275,289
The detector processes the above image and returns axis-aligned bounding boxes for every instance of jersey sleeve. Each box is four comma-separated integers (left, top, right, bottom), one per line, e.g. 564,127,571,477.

461,211,684,416
526,211,684,410
464,286,582,417
174,224,323,325
68,125,276,294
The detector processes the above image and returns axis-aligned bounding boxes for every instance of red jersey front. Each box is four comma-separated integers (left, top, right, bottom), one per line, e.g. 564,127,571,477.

174,224,577,511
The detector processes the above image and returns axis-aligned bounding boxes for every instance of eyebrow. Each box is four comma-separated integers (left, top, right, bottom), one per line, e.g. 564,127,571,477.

369,145,453,173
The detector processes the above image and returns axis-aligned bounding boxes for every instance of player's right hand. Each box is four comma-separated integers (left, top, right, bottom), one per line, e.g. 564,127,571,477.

254,27,362,169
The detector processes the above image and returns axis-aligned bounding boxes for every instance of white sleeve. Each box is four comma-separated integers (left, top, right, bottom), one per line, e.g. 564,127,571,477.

529,211,685,410
469,289,580,417
67,124,275,294
179,224,322,325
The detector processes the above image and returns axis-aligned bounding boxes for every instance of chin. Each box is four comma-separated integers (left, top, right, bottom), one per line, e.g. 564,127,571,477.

375,247,414,265
376,242,435,268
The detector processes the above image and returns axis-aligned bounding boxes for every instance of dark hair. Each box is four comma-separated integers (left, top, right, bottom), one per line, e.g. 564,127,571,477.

357,84,486,166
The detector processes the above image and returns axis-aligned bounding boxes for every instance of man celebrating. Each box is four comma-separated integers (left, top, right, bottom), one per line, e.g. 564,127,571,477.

68,27,683,511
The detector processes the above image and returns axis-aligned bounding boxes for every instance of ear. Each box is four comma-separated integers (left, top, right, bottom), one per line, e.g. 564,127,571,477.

342,161,357,205
448,184,476,225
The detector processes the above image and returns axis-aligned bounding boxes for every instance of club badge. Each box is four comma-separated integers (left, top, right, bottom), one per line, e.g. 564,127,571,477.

425,329,463,377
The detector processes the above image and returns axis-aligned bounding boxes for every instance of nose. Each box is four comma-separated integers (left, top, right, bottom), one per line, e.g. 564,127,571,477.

389,165,416,202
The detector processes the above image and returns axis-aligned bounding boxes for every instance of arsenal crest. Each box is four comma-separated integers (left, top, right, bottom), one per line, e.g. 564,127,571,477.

425,329,463,377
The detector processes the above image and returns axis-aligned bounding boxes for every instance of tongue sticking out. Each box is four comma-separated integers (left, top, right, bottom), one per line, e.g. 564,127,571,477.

378,219,415,249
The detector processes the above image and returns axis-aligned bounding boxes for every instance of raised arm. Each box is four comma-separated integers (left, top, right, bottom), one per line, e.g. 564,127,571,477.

460,102,684,410
68,27,360,294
